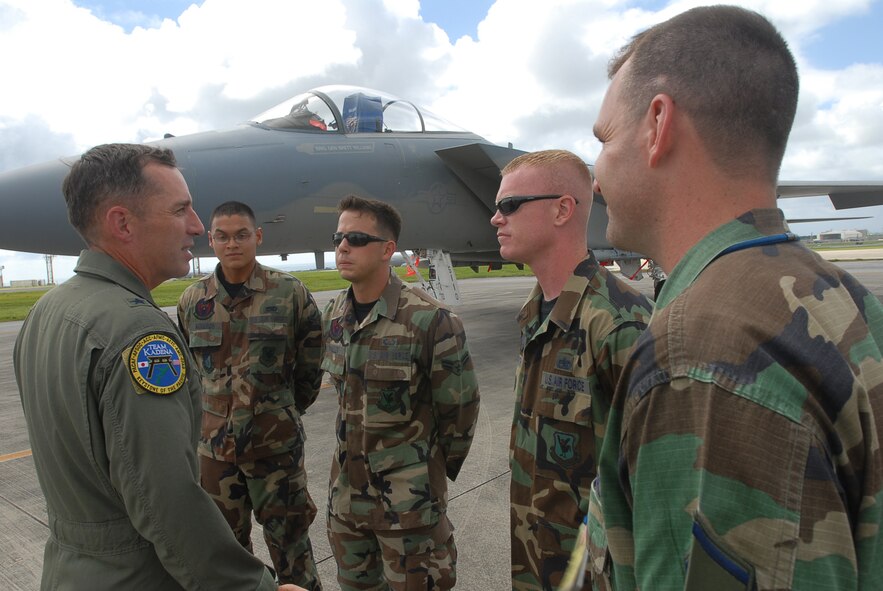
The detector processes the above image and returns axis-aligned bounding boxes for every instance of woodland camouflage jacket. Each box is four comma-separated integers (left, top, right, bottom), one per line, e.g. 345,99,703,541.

178,263,323,463
590,209,883,591
321,271,480,530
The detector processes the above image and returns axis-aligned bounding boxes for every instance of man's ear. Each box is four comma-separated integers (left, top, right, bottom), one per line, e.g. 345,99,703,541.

104,205,136,243
255,227,263,247
553,194,578,227
382,240,397,262
646,93,675,168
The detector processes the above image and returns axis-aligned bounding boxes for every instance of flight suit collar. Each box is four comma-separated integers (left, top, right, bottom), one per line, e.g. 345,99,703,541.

518,252,600,336
73,249,157,306
655,208,789,310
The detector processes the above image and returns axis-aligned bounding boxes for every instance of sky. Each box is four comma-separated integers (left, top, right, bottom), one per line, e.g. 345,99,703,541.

0,0,881,285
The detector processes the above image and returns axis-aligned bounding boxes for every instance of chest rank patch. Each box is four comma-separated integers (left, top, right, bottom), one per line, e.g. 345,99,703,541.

442,359,463,376
194,298,215,320
128,334,187,395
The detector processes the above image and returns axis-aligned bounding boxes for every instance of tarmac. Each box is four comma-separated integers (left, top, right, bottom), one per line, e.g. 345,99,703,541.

2,258,883,590
1,275,622,590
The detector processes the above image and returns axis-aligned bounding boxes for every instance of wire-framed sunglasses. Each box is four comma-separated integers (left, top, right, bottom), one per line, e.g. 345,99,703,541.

495,194,575,216
332,231,390,247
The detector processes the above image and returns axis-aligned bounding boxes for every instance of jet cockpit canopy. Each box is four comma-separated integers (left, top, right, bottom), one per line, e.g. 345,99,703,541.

251,85,467,134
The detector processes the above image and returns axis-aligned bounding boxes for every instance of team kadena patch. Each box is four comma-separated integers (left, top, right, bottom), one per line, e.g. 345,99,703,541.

128,333,187,395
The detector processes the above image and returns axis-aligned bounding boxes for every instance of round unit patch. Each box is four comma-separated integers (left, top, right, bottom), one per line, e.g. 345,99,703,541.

194,298,215,320
128,334,187,395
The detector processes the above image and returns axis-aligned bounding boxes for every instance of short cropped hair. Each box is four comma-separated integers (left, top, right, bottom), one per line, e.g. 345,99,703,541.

501,149,592,191
337,195,402,242
211,201,257,226
609,5,798,181
62,143,178,245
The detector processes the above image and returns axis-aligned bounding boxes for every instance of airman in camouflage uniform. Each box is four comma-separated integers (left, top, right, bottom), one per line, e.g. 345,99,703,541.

589,7,883,590
590,210,883,591
490,150,652,590
178,201,323,589
322,195,480,591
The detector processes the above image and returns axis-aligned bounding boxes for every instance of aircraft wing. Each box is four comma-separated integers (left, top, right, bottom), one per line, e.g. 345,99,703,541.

777,182,883,210
787,216,871,223
435,143,526,213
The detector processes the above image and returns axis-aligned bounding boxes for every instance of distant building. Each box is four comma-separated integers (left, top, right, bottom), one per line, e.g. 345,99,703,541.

815,229,867,242
10,279,46,287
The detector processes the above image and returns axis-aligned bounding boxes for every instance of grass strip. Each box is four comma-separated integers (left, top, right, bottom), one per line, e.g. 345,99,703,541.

0,264,535,323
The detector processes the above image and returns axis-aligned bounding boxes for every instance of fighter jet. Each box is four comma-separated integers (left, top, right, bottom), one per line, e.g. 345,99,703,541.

0,85,528,270
1,84,882,284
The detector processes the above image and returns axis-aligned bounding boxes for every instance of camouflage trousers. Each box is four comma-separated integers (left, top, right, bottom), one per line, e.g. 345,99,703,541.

510,511,590,591
200,451,321,590
327,512,457,590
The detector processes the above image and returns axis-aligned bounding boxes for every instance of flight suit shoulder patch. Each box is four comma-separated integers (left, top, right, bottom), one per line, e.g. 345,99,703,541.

126,333,187,395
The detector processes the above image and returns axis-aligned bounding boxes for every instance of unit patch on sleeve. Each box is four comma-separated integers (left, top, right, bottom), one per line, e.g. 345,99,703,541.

128,333,187,395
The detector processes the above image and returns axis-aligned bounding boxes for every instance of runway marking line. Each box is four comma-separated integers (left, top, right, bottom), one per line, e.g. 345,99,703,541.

0,449,32,463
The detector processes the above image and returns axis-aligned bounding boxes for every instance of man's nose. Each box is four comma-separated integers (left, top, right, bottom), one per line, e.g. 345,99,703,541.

490,208,504,227
189,210,205,236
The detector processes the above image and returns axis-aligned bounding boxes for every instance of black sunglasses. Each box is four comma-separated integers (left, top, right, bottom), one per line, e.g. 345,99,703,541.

332,231,389,247
495,194,573,215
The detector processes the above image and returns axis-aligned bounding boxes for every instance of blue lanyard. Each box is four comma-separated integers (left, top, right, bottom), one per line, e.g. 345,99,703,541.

713,232,798,261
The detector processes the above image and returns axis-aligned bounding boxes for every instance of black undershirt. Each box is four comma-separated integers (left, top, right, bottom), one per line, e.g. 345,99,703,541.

351,295,377,323
217,267,246,299
541,297,557,322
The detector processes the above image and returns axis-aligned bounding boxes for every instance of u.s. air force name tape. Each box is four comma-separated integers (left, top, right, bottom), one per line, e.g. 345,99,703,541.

128,333,187,395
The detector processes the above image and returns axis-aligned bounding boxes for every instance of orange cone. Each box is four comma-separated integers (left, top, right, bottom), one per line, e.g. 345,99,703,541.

406,256,420,276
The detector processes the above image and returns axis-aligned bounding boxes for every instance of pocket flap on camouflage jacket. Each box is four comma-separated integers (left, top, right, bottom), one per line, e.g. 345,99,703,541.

366,440,430,473
202,394,229,418
365,363,412,381
189,325,223,348
534,390,593,424
321,346,345,376
248,321,287,340
254,388,295,415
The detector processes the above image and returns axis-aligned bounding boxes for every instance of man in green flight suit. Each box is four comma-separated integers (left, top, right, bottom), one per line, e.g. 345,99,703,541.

321,195,480,590
178,201,323,589
13,143,304,590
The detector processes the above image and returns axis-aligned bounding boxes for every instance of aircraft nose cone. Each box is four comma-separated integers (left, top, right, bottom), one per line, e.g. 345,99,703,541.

0,158,84,255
